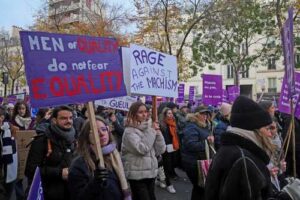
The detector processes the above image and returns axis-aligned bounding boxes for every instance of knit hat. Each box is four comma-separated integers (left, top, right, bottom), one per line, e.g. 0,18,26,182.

220,102,232,116
230,96,272,130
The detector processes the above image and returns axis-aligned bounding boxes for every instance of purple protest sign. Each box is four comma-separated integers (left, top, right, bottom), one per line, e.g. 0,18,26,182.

227,86,240,103
278,72,300,118
189,86,195,103
27,167,44,200
145,95,152,103
20,31,127,108
7,95,17,104
281,8,295,97
177,83,185,103
202,74,223,106
222,89,228,102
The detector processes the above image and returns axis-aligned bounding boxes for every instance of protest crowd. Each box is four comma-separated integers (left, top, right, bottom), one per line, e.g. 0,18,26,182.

0,95,300,200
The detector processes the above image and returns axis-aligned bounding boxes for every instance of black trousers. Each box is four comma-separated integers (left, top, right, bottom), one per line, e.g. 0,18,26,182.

129,178,156,200
184,162,205,200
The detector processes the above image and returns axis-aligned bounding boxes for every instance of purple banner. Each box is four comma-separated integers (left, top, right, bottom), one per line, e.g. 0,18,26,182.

20,31,127,108
202,74,223,106
278,72,300,119
227,86,240,103
189,86,195,103
177,83,185,103
281,8,295,97
27,167,44,200
222,89,228,102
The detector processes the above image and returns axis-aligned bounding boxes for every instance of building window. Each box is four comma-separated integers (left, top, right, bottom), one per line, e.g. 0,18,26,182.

268,78,277,93
227,65,233,79
295,54,300,68
241,65,249,78
268,57,276,70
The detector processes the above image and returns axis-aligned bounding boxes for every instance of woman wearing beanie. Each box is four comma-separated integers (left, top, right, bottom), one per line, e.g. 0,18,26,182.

205,96,290,200
68,116,131,200
181,106,214,200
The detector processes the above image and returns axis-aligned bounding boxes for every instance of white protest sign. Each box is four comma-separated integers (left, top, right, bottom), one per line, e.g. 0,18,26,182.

95,96,137,111
127,44,178,98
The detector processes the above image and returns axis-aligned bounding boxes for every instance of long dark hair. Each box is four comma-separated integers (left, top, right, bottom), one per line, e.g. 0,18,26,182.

125,101,146,127
12,101,30,119
77,116,113,172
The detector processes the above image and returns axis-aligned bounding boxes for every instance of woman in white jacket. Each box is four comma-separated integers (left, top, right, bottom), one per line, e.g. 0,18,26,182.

121,102,166,200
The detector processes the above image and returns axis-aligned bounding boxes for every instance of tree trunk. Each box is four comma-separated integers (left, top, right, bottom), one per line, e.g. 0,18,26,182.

234,68,240,87
10,79,15,95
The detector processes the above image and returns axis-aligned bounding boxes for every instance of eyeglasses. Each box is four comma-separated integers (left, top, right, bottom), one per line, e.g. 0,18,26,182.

99,127,108,132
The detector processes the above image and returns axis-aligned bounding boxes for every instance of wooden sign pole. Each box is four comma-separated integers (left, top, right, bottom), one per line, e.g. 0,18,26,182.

152,96,157,122
86,101,104,168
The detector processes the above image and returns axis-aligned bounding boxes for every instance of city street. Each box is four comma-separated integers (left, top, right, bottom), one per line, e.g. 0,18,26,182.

155,169,192,200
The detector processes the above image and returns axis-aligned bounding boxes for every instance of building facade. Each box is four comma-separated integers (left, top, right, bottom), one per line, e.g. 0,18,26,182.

48,0,102,25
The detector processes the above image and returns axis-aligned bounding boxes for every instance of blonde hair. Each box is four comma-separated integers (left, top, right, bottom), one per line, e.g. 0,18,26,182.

255,129,276,158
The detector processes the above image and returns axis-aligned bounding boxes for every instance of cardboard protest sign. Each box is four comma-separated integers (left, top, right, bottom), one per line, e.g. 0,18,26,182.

27,167,44,200
124,44,178,98
95,96,137,111
15,130,36,179
20,31,127,108
227,86,240,103
177,83,185,103
202,74,223,106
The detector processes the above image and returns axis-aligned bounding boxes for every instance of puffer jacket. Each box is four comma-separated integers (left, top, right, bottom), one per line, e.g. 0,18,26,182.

121,120,166,180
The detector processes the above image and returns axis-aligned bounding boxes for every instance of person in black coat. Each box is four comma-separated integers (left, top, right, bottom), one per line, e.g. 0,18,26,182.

68,116,131,200
205,96,291,200
25,106,76,200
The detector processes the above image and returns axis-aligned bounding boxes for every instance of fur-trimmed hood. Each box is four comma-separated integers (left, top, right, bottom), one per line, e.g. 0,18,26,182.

186,113,207,128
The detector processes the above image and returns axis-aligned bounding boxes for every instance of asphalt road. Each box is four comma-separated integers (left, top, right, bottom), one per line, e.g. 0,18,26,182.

155,168,193,200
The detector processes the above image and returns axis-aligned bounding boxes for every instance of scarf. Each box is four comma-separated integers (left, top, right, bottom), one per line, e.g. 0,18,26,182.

165,118,179,151
50,123,75,145
227,126,263,149
15,115,32,130
1,122,17,183
102,143,131,199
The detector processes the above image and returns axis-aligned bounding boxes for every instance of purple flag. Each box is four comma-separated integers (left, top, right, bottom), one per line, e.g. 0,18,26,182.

189,86,195,103
227,86,240,103
202,74,223,106
20,31,127,108
281,8,295,97
278,72,300,119
27,167,44,200
177,83,185,103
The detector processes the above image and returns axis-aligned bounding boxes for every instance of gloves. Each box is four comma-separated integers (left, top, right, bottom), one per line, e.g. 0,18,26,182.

93,167,109,188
